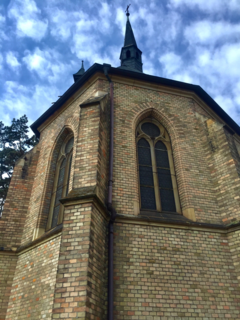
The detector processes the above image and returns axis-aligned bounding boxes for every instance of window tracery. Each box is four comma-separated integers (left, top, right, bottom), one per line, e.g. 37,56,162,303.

46,136,74,230
136,119,180,213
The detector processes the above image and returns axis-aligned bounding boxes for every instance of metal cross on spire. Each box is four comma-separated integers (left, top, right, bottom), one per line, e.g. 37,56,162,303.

125,4,131,17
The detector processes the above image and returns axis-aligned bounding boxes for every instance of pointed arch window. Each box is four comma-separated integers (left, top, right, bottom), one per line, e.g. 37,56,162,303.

137,120,180,213
47,136,74,230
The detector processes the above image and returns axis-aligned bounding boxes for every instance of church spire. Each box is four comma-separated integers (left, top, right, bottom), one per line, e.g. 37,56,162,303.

73,60,85,83
119,5,143,73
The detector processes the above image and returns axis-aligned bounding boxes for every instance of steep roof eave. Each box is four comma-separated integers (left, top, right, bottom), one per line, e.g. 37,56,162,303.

31,63,240,137
31,63,103,137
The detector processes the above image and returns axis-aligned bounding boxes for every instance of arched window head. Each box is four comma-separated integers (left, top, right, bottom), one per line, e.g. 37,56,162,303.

47,135,74,230
126,50,131,58
136,119,181,214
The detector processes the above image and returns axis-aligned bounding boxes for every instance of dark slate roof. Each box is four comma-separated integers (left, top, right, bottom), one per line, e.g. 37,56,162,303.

31,63,240,137
74,65,85,76
124,19,137,46
118,65,142,73
73,61,85,82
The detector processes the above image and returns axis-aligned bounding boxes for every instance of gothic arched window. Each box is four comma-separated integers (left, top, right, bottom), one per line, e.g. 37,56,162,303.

136,119,180,213
126,50,131,58
46,136,74,230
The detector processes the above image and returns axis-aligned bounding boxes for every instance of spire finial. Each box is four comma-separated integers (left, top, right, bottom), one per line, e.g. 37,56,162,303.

73,59,85,82
125,4,131,18
119,4,143,72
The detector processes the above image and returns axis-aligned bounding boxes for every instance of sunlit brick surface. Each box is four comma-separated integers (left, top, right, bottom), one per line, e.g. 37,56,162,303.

51,203,107,319
6,236,61,320
114,223,240,319
0,254,18,320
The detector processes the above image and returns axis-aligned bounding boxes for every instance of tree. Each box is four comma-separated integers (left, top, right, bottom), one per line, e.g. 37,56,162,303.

0,115,39,215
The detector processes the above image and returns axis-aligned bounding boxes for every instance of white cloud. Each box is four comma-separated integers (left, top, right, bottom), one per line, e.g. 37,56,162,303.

0,13,5,24
8,0,48,41
169,0,240,13
98,3,112,34
0,13,8,44
49,9,77,41
23,47,73,83
115,7,126,36
1,0,240,129
124,6,182,59
185,21,240,46
69,11,119,66
215,95,240,124
158,42,240,123
0,81,61,128
6,51,20,69
49,2,113,43
143,60,156,76
197,44,240,79
159,52,183,75
233,81,240,106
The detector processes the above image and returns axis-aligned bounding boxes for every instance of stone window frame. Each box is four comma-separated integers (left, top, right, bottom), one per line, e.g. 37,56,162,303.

136,118,181,214
46,134,74,231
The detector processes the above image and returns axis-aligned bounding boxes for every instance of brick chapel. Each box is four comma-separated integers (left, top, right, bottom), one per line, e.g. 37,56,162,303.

1,9,240,320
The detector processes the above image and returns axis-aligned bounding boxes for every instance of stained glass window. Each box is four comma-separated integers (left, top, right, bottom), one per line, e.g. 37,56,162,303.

141,122,160,137
65,137,74,154
50,136,74,229
137,121,178,213
155,141,176,212
66,155,72,195
138,139,155,210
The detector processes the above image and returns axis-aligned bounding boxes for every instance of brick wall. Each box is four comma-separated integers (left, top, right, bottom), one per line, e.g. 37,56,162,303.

228,229,240,282
20,80,100,244
113,222,240,319
0,146,40,250
52,202,107,319
4,75,240,241
74,104,101,189
86,204,108,319
2,72,240,320
225,130,240,177
0,253,17,320
110,80,229,223
5,235,61,320
96,96,110,204
204,120,240,224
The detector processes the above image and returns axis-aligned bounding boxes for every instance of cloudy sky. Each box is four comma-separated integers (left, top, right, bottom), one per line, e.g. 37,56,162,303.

1,0,240,134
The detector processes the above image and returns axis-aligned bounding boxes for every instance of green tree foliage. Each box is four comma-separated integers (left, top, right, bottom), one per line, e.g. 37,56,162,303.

0,115,39,215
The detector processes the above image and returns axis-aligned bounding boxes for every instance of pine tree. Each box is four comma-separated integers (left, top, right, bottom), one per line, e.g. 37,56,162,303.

0,115,39,215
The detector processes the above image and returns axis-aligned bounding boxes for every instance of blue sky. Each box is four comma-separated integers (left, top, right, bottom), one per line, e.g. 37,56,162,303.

1,0,240,134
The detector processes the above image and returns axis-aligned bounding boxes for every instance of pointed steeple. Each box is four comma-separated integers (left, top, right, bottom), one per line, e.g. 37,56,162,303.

73,60,85,83
119,6,143,73
124,16,137,47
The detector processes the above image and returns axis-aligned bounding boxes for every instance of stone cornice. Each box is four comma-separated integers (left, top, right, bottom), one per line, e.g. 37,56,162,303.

116,214,240,234
60,186,110,221
0,224,62,256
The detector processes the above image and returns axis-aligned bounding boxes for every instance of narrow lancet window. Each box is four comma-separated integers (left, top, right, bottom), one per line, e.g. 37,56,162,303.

155,141,176,212
138,138,156,210
47,135,74,230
